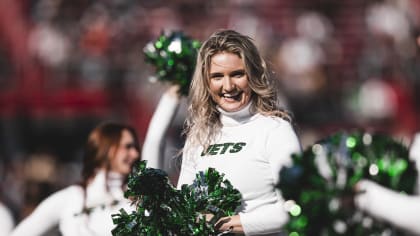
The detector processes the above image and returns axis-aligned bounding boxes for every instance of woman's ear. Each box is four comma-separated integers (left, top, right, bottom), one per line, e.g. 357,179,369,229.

108,145,117,161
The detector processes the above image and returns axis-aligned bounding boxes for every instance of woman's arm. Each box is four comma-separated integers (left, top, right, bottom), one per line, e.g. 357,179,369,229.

355,179,420,235
10,188,68,236
176,140,197,189
142,85,181,169
216,203,287,235
265,121,302,184
0,202,14,235
216,121,302,235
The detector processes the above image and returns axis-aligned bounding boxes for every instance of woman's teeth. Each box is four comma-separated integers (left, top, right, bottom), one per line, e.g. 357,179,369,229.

222,92,242,100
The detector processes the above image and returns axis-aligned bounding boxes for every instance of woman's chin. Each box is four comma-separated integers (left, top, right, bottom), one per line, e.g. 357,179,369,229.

220,103,245,112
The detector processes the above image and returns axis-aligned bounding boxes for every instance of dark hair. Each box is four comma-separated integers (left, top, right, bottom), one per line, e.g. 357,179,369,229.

81,122,140,187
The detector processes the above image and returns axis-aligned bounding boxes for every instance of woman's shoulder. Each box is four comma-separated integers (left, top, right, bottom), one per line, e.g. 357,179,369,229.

25,185,84,214
57,184,83,193
252,114,299,142
45,185,84,201
255,113,293,129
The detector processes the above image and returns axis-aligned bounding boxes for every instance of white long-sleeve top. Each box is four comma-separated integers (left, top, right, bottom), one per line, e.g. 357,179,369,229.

177,103,302,235
142,92,180,169
11,170,134,236
355,179,420,235
0,202,14,236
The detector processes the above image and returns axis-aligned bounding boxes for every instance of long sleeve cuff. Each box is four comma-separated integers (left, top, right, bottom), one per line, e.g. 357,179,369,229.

239,203,288,236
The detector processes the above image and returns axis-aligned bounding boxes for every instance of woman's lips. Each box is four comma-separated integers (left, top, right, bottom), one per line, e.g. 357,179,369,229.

220,91,243,102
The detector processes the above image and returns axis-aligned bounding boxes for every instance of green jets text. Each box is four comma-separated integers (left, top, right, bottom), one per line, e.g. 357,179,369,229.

201,142,246,156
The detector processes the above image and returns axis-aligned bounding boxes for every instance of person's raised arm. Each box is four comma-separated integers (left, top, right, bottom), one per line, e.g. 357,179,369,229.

142,85,181,169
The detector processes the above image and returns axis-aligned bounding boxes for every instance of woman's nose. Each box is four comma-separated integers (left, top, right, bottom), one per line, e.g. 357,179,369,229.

222,77,234,91
130,148,139,159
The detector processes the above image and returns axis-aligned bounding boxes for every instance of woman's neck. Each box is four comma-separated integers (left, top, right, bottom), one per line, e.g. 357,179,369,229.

217,102,255,126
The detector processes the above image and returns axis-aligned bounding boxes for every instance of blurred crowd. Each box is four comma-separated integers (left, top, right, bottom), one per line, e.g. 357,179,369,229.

1,0,420,234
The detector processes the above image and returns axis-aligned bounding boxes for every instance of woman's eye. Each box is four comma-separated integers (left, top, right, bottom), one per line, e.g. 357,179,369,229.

231,71,245,78
210,75,223,80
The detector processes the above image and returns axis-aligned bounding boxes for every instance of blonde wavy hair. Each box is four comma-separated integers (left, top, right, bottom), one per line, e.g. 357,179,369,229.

184,29,290,150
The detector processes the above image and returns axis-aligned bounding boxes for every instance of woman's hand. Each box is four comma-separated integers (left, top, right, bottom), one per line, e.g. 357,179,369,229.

215,215,244,234
354,180,368,194
166,84,181,99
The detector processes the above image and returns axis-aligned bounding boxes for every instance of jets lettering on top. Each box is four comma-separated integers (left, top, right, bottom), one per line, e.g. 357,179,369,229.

201,142,246,156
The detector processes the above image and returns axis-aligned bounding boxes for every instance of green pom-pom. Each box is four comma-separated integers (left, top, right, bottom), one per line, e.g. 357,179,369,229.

144,31,201,96
278,131,418,236
112,160,241,235
188,168,242,221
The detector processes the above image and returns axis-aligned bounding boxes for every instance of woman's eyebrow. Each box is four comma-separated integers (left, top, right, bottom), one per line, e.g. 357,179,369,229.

210,69,245,77
229,69,245,75
209,72,224,77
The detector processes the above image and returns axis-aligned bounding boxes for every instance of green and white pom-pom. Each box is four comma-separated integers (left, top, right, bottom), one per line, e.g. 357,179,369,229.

111,160,241,236
278,131,417,236
144,31,201,96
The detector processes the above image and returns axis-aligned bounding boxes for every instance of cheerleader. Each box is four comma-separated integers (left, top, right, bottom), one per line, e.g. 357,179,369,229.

11,122,140,236
177,29,302,235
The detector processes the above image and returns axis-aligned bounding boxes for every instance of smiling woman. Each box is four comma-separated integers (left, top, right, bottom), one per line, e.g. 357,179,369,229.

10,122,140,236
208,52,252,112
178,29,302,235
109,129,140,175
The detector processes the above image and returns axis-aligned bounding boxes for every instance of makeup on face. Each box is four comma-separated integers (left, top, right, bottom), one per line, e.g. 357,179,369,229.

208,52,252,112
110,130,139,175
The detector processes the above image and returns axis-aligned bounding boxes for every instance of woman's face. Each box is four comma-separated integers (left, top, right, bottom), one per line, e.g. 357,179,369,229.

208,52,252,112
109,129,139,175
